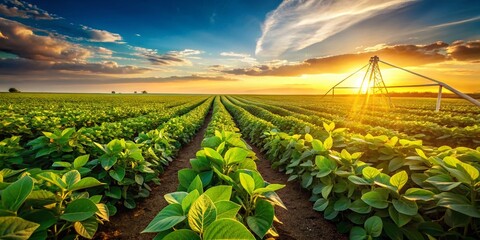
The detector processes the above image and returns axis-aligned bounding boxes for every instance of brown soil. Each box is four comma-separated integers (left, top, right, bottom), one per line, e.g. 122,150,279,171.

248,143,347,240
95,109,213,240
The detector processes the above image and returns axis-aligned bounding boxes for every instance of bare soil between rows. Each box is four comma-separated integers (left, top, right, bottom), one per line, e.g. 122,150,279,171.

95,109,345,240
248,143,346,240
95,109,213,240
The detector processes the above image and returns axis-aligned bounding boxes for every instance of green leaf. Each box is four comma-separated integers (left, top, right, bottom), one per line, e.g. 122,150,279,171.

390,171,408,191
305,133,313,142
60,198,98,222
333,196,351,211
457,162,479,181
142,204,186,233
246,199,274,238
188,175,203,194
392,198,418,216
178,169,198,190
203,219,255,240
239,173,255,196
364,216,382,237
436,192,480,218
164,192,188,205
350,226,367,240
224,147,249,165
426,174,461,191
163,229,200,240
313,198,329,212
215,201,241,219
322,184,333,199
109,166,126,182
349,199,371,214
188,194,217,234
68,177,104,192
1,176,33,212
182,190,200,213
63,170,81,189
204,185,232,203
20,210,56,231
74,217,98,239
0,216,39,240
404,188,434,201
348,176,371,185
204,147,225,167
73,155,90,169
388,206,412,227
324,136,333,150
361,190,389,209
311,139,325,151
100,155,117,170
36,172,67,190
362,167,381,181
253,184,285,195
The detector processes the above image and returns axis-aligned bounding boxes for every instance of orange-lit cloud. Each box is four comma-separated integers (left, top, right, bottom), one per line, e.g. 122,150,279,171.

0,0,57,20
224,40,480,76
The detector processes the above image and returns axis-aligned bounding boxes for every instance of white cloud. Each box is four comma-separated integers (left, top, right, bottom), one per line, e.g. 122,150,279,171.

220,51,257,65
81,26,122,42
135,33,141,37
255,0,415,57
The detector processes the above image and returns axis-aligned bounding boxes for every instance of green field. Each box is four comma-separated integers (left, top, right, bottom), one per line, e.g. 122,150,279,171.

1,93,479,239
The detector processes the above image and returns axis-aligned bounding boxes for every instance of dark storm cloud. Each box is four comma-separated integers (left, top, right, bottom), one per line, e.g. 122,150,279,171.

222,41,477,76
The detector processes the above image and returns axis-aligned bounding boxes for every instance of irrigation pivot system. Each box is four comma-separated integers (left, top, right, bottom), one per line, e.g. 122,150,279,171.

323,56,480,111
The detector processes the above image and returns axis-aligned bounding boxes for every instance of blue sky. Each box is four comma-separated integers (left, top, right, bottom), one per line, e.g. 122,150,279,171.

0,0,479,93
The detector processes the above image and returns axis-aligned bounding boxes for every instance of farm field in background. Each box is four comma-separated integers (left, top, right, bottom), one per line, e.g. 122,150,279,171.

0,93,479,240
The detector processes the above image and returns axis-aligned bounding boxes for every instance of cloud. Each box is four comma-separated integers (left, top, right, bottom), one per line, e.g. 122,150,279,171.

0,58,150,74
135,33,141,37
220,51,257,65
81,26,122,42
0,0,58,20
0,74,239,85
256,0,415,57
0,17,90,61
133,47,203,66
223,40,477,76
97,47,113,55
447,40,480,61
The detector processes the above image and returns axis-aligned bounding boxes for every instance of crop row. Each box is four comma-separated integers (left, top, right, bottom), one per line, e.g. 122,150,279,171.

222,96,480,239
142,97,286,239
0,98,213,239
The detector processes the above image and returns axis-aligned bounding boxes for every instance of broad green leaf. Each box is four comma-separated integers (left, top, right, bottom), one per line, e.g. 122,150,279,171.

100,155,117,170
2,176,33,212
333,196,351,211
63,170,81,188
204,148,225,167
60,198,98,222
404,188,434,201
142,204,186,233
364,216,383,237
239,173,255,196
349,199,371,214
204,185,232,203
311,139,325,151
322,184,333,199
436,192,480,218
348,176,371,185
350,226,367,240
188,176,203,194
74,217,98,239
388,206,411,227
182,190,200,213
457,162,479,181
178,169,198,190
324,136,333,150
188,194,217,234
68,177,104,192
164,192,188,205
361,190,389,209
163,229,200,240
253,184,285,195
0,216,39,240
215,201,241,219
224,147,249,165
362,167,381,181
246,199,274,238
426,174,461,191
204,219,255,240
390,171,408,191
21,209,56,231
25,190,56,207
73,155,90,169
305,133,313,142
313,198,329,212
36,172,67,190
392,198,418,216
109,166,126,182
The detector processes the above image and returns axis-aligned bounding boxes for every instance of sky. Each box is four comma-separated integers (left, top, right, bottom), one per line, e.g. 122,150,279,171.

0,0,479,94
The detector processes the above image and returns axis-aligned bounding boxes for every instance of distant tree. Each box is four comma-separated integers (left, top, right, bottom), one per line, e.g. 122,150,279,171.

134,91,137,94
142,90,147,94
111,91,116,94
8,88,20,93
